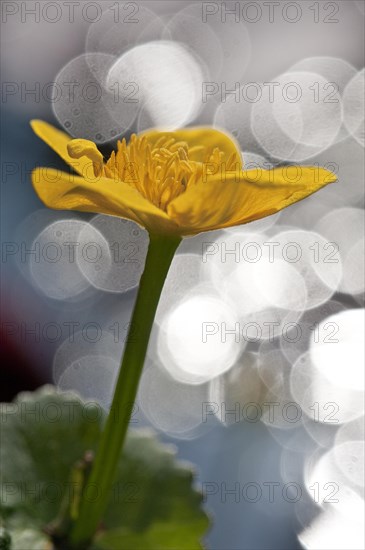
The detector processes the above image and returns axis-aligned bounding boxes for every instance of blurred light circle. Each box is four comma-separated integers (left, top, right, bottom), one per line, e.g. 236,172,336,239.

223,246,308,312
272,229,342,308
253,256,308,311
135,13,168,44
334,441,364,488
177,229,223,256
310,309,365,391
303,418,336,449
343,69,365,147
304,447,363,507
58,354,119,410
291,351,364,424
138,362,210,439
341,237,365,295
76,222,112,285
14,210,84,283
107,41,204,129
202,230,268,289
52,53,138,143
53,330,122,384
214,94,265,155
251,71,343,161
308,136,364,206
164,12,222,82
77,216,148,293
289,57,356,96
155,253,205,325
29,220,90,300
272,72,342,148
248,306,302,342
289,56,357,142
208,230,304,340
279,191,343,230
164,3,251,82
280,300,345,365
299,491,365,550
315,207,365,292
86,5,166,57
300,414,338,450
208,18,251,82
335,416,365,447
322,207,365,246
158,293,243,384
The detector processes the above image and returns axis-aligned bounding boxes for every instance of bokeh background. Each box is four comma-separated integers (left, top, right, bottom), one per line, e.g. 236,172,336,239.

1,1,364,548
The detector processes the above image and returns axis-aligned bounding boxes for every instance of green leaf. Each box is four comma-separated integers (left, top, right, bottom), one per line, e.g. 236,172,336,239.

93,520,208,550
0,386,209,549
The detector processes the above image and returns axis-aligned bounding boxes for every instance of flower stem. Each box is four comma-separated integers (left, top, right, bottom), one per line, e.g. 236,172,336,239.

70,233,181,547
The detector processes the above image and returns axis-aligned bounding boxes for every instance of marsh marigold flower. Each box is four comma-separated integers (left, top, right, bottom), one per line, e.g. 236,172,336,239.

31,121,336,236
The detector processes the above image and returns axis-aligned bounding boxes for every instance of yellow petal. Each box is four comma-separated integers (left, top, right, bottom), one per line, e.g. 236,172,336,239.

30,120,96,178
167,166,336,235
67,139,104,177
31,168,178,235
140,127,242,165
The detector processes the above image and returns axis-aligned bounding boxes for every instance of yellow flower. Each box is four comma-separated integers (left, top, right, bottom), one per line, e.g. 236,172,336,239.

31,120,336,236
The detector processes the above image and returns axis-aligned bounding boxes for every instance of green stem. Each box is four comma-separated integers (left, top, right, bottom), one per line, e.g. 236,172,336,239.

70,233,181,547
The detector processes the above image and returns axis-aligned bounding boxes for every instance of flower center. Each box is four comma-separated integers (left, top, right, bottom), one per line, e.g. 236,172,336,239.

104,134,204,211
68,134,240,212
